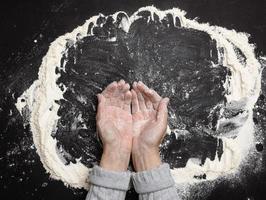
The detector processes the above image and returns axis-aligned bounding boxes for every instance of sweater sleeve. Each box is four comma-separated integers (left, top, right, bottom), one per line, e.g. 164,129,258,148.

86,165,131,200
131,163,180,200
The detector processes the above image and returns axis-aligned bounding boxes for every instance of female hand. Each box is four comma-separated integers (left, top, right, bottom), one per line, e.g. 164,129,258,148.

131,81,169,171
96,80,132,171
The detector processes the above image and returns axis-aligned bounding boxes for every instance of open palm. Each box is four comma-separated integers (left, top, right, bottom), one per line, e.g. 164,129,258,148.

131,82,169,148
96,80,169,171
130,82,169,171
96,80,132,153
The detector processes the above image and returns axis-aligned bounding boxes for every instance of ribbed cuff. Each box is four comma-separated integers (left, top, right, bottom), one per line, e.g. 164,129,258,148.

132,163,175,194
89,165,131,191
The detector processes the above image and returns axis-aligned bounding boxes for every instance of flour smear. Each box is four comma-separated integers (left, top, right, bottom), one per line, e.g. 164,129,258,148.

16,6,263,190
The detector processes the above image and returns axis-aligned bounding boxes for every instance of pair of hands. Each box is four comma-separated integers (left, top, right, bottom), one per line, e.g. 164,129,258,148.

96,80,169,172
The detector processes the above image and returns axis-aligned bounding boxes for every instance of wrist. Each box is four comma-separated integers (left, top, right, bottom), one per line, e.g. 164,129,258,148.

132,143,161,172
100,146,131,171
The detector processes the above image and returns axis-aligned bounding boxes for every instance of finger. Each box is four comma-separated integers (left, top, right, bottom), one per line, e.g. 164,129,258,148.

148,89,162,109
144,95,153,110
118,80,127,108
137,81,161,109
132,81,137,90
137,81,150,94
123,91,132,113
114,79,125,97
156,98,169,124
136,88,147,111
136,82,153,110
102,81,117,97
110,84,123,107
122,83,130,93
97,93,107,108
97,93,104,104
117,84,125,108
137,81,161,102
117,79,125,90
118,79,125,86
115,80,128,106
96,94,105,119
131,89,139,114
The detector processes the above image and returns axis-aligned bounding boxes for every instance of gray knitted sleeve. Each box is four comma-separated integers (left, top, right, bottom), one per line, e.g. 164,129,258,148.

85,165,131,200
132,163,180,200
85,164,179,200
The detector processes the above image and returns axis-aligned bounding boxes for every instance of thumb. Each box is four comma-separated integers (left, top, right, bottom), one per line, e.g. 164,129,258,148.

97,94,103,103
96,94,105,119
156,97,169,123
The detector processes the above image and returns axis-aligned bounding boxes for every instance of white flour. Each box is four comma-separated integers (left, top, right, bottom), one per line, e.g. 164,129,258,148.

16,6,262,190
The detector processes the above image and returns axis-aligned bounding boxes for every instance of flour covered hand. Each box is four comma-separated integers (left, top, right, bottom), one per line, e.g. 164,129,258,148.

131,81,170,171
96,80,132,171
89,81,177,200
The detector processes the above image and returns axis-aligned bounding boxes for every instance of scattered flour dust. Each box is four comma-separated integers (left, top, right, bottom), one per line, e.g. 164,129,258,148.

16,6,262,190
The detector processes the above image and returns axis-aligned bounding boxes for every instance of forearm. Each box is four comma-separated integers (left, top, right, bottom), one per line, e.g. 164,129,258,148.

86,165,131,200
132,144,161,171
132,163,180,200
100,146,131,171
